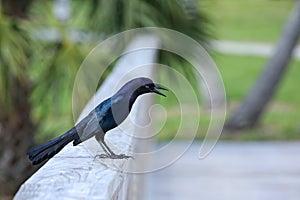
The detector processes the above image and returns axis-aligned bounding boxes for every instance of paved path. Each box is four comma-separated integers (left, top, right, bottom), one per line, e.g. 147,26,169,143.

147,141,300,200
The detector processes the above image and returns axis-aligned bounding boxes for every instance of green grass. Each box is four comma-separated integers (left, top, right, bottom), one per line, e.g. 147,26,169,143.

215,54,265,100
158,54,300,140
216,54,300,105
201,0,295,42
219,54,300,140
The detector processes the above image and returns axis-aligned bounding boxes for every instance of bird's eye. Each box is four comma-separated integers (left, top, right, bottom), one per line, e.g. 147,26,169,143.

145,85,150,89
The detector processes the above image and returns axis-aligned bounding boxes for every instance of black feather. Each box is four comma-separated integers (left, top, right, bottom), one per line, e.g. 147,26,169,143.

28,127,79,165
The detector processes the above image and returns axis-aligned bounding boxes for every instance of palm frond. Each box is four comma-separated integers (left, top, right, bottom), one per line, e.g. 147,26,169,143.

0,7,31,111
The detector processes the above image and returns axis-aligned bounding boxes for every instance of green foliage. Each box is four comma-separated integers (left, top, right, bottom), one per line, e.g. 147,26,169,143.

76,0,211,94
0,4,31,112
28,2,89,137
0,1,89,138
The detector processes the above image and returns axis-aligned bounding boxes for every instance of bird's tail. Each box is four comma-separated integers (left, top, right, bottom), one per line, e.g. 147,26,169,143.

27,127,79,165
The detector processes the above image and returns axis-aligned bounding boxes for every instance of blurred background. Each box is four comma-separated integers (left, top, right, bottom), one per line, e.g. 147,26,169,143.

0,0,299,199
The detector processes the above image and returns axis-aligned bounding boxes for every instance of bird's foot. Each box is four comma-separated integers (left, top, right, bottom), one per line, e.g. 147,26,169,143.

95,153,134,160
94,154,110,159
110,153,134,160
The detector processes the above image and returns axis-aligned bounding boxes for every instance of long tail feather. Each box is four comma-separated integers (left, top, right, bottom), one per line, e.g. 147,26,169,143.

28,127,79,165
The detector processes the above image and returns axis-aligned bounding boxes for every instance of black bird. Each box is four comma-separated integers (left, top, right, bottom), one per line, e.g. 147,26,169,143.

28,77,168,165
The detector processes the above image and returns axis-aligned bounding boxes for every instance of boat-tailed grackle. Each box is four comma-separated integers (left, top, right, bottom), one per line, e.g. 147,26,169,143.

27,77,168,165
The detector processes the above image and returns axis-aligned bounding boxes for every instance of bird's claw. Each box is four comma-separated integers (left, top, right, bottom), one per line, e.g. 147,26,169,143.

111,154,134,160
94,154,110,159
94,153,134,160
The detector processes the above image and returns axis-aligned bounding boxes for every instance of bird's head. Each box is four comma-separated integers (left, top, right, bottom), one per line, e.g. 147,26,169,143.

113,77,168,112
122,77,168,98
111,77,168,121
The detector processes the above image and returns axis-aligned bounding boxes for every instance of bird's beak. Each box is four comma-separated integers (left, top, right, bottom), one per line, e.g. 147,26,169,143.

153,84,168,97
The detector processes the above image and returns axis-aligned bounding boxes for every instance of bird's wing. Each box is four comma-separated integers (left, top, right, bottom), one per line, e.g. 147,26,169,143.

76,110,104,142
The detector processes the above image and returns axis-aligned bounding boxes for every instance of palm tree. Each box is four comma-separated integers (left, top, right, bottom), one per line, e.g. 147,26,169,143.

83,0,211,98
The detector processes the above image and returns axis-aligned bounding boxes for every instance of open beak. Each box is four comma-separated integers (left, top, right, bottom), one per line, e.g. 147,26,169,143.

153,84,168,97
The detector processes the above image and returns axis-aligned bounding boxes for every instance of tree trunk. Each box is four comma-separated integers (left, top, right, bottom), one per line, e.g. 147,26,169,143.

0,80,37,196
0,0,37,197
225,0,300,130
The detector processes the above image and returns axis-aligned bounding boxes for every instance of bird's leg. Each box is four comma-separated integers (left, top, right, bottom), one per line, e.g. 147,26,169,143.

100,137,117,156
95,135,133,159
95,135,111,158
100,137,133,159
98,140,111,158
